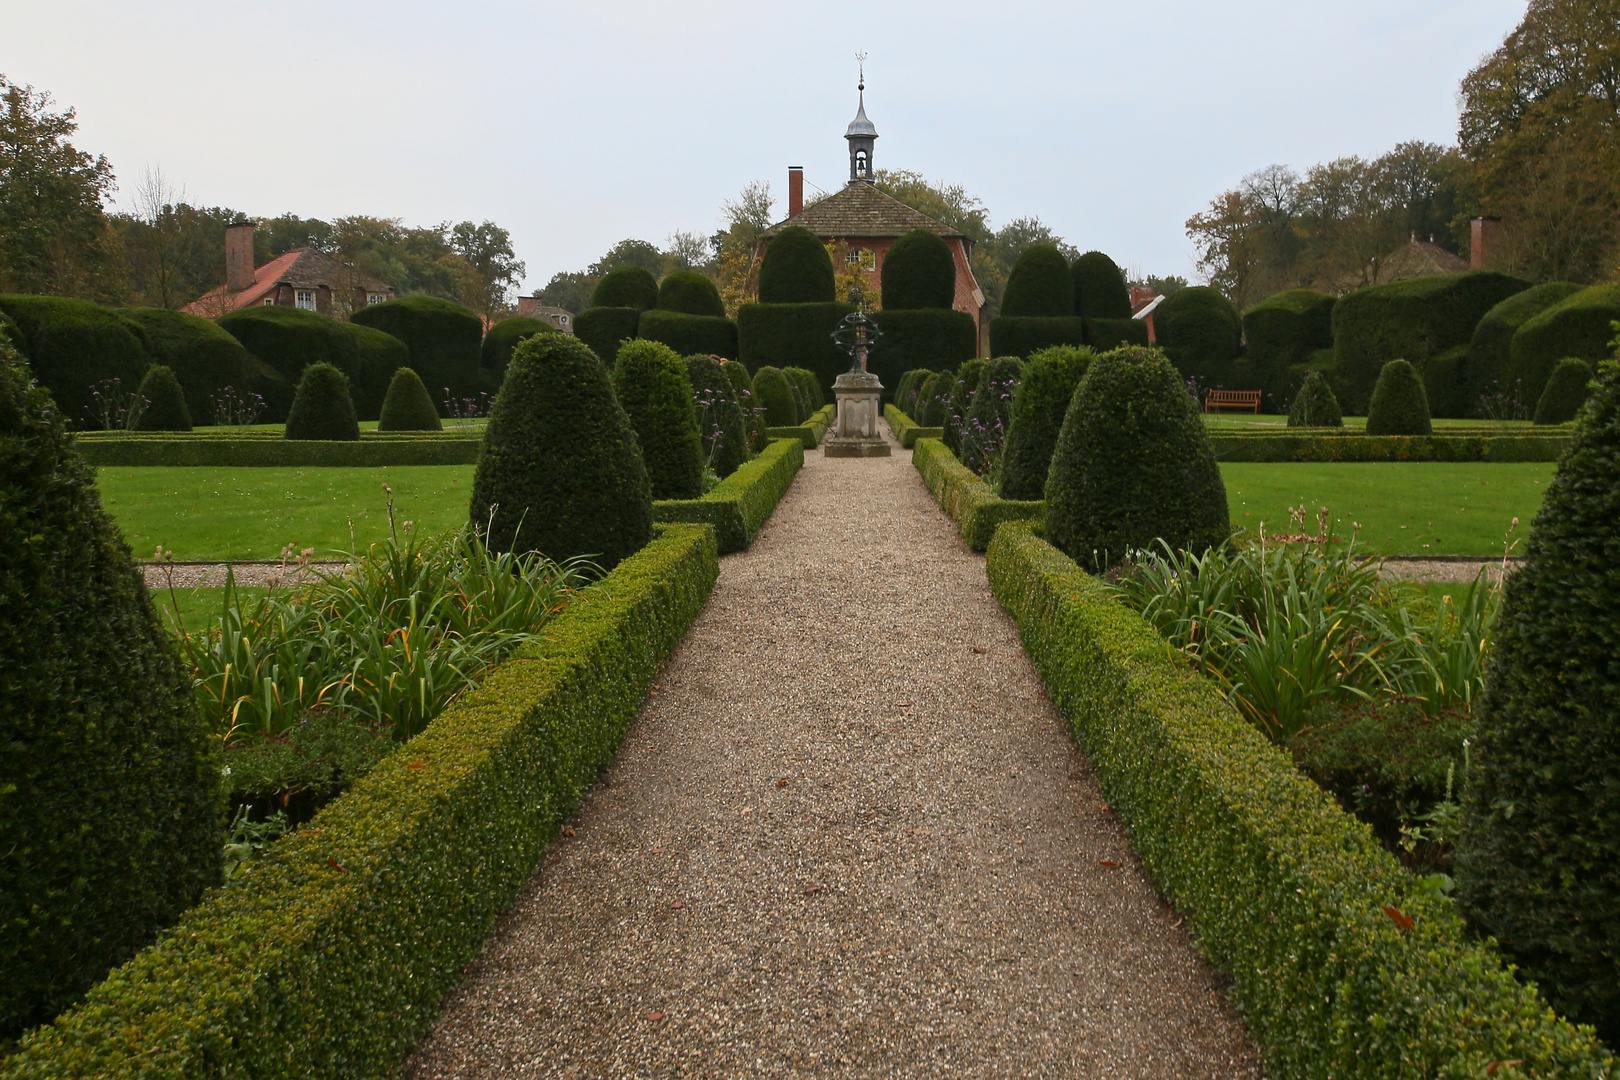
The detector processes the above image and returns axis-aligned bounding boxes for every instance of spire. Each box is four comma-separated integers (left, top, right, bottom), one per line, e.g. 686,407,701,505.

845,53,877,183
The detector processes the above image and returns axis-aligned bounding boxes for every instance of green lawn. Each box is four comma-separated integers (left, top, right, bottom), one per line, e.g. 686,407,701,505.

98,466,476,561
1201,413,1552,433
150,585,271,635
1221,462,1551,556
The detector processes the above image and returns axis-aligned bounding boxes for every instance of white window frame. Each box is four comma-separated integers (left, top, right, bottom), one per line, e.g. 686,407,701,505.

367,292,388,305
295,289,316,311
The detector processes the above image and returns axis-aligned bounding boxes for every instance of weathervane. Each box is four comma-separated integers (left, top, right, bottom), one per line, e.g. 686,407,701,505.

856,51,867,90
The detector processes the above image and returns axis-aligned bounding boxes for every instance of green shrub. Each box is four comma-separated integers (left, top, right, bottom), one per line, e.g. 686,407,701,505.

917,370,953,426
471,333,651,569
216,305,405,422
1464,281,1582,409
1207,430,1570,463
0,339,219,1039
989,315,1085,358
1083,316,1149,352
686,354,748,478
114,306,252,424
1070,251,1131,319
912,438,1043,550
1532,358,1596,425
637,309,737,360
1153,287,1242,382
785,365,824,409
757,225,835,303
721,358,767,452
73,434,483,468
0,308,19,348
960,356,1022,474
1045,345,1228,569
1364,359,1432,436
1000,244,1073,317
591,264,660,311
657,270,726,317
866,308,977,391
351,295,484,409
1459,360,1620,1042
1286,369,1342,427
881,228,955,309
0,295,149,427
572,307,641,367
1421,343,1472,419
652,437,802,552
480,316,554,381
751,366,798,427
736,302,853,390
284,362,360,441
132,363,191,431
1507,283,1620,407
1332,271,1530,411
942,357,985,455
610,339,704,500
1243,289,1337,372
897,367,931,415
377,366,444,432
1001,345,1092,500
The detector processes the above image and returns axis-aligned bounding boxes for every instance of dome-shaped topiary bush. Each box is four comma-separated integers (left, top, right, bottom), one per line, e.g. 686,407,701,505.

0,339,221,1039
1464,282,1583,410
751,366,799,427
1533,358,1596,425
881,229,955,310
1458,359,1620,1042
942,358,986,455
1000,245,1074,317
1364,359,1432,436
470,332,651,568
898,368,932,415
284,361,360,441
480,315,555,381
0,295,150,427
687,355,749,478
658,270,727,318
610,339,704,500
1155,286,1243,381
1045,345,1229,570
115,306,252,423
722,359,767,452
918,370,953,427
961,356,1023,475
758,226,836,304
592,264,661,311
1242,289,1337,371
785,366,823,411
1507,283,1620,407
1286,369,1343,428
573,307,642,368
1000,345,1092,500
132,363,191,431
1071,251,1132,320
351,295,484,410
377,366,444,431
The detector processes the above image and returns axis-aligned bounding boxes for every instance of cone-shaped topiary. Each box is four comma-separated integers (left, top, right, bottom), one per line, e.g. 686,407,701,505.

722,359,767,452
610,339,704,500
919,370,953,427
470,332,651,568
1000,245,1074,317
942,358,986,454
758,226,836,304
1364,359,1432,436
785,366,823,411
658,270,726,318
881,229,955,310
1000,345,1092,499
377,366,444,431
1533,358,1596,425
480,315,554,381
1287,369,1343,428
0,339,221,1039
1071,251,1132,320
961,356,1023,475
899,368,932,416
1045,345,1229,570
591,264,661,311
133,363,192,431
752,366,799,427
687,355,749,478
1155,286,1243,381
1458,360,1620,1042
284,361,360,440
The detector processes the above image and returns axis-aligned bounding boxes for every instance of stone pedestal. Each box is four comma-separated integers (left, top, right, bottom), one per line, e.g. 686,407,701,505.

824,370,890,458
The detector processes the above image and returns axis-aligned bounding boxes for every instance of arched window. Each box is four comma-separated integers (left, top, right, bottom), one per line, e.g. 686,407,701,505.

854,149,868,177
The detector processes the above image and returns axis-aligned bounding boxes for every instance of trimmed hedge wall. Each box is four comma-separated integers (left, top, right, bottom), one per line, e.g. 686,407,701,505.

757,226,835,304
1507,283,1620,408
1083,317,1149,352
880,229,955,310
882,403,943,449
1070,251,1131,320
867,308,977,393
1464,282,1582,408
0,524,718,1080
984,520,1614,1078
350,296,485,410
590,264,660,311
0,294,149,427
74,433,483,467
1000,345,1091,501
114,307,252,425
765,403,834,449
573,307,642,367
637,310,738,361
217,305,406,422
656,270,726,318
736,302,853,388
1000,244,1073,317
480,316,555,382
1242,289,1336,372
652,436,803,552
912,437,1041,550
1154,286,1242,381
1206,431,1570,462
988,315,1085,359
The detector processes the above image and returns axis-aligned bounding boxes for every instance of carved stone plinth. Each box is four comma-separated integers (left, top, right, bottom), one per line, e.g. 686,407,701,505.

824,370,890,458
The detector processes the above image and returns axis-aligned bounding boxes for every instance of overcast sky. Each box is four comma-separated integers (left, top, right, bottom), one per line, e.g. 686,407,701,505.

6,0,1526,292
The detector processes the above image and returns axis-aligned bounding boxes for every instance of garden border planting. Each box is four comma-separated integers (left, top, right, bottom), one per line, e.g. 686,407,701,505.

0,524,719,1080
76,432,484,467
766,403,834,448
1208,431,1571,463
912,438,1041,550
651,437,804,553
984,520,1613,1079
883,403,943,448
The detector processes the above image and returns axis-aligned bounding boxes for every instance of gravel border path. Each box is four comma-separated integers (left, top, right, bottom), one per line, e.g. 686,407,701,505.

401,436,1263,1078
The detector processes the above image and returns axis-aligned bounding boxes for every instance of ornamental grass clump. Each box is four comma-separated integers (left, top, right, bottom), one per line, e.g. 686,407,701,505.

610,339,704,500
1287,369,1343,427
284,361,360,441
1364,359,1432,436
0,339,220,1039
1044,345,1228,570
1458,359,1620,1041
133,363,192,431
1000,345,1091,499
377,366,444,431
1532,357,1594,425
686,354,748,480
960,356,1021,477
751,365,799,426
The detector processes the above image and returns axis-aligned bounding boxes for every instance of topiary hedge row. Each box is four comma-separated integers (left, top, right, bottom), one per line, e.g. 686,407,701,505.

1071,251,1132,320
1206,431,1570,462
750,365,798,426
636,310,738,361
866,308,977,392
0,295,151,427
651,436,803,552
217,304,406,422
1243,289,1336,371
988,315,1085,360
611,339,704,500
757,226,835,304
686,354,748,479
350,295,485,411
1286,369,1342,428
999,344,1091,500
132,364,191,432
765,403,834,449
1533,358,1596,425
721,359,767,453
1506,283,1620,407
73,434,484,467
1464,282,1581,409
1364,359,1432,437
912,437,1042,550
736,301,853,386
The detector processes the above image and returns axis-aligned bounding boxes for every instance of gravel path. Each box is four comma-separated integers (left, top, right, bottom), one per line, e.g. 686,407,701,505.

401,436,1264,1078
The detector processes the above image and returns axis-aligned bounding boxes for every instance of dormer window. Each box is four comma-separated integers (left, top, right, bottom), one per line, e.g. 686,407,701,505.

295,289,316,311
367,292,388,305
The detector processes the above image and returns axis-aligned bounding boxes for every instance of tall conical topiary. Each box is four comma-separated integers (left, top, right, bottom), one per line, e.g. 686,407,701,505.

1533,358,1595,425
377,366,444,431
0,339,221,1038
881,228,955,310
899,368,932,416
752,366,799,426
470,332,651,568
942,358,986,454
1045,345,1229,569
133,363,192,431
722,359,767,452
1287,369,1343,428
1458,360,1620,1042
961,356,1023,475
1001,245,1074,317
687,354,748,478
918,370,953,427
784,366,823,411
1364,359,1432,436
611,339,704,500
1071,251,1132,319
591,265,661,311
1000,345,1092,499
284,361,360,440
758,226,836,304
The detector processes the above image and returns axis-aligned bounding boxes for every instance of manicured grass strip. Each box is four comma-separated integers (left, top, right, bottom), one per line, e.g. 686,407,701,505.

1208,432,1568,463
1223,462,1551,556
882,403,943,448
96,465,475,561
1,524,719,1080
151,585,272,635
652,437,803,552
984,521,1612,1078
1201,414,1554,432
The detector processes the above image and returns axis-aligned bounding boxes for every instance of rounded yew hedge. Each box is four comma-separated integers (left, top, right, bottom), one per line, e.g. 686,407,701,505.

1001,245,1074,317
284,362,360,441
758,226,835,304
881,228,955,310
377,367,444,431
611,339,704,500
1364,359,1432,436
132,363,191,431
1071,251,1132,320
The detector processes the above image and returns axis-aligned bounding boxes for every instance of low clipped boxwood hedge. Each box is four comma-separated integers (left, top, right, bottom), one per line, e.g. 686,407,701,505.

572,307,642,367
636,310,738,361
988,316,1085,359
765,403,834,449
882,403,942,449
984,520,1614,1078
866,308,978,394
0,524,719,1080
652,437,803,552
1206,431,1570,463
912,437,1041,550
74,433,484,467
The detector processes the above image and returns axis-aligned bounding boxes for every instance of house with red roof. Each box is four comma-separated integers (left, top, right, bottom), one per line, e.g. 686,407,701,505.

186,220,394,318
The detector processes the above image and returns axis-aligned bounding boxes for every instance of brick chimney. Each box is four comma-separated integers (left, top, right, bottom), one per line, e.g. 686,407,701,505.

225,220,256,292
788,167,804,218
1470,216,1502,270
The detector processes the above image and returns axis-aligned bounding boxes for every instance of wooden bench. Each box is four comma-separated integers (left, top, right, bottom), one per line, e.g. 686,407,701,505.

1204,389,1262,414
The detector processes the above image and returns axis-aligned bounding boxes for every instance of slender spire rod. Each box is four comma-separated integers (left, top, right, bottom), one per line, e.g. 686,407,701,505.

856,51,867,92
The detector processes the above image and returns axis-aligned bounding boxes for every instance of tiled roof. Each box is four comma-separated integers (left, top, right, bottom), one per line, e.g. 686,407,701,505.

186,249,393,315
1376,240,1469,281
759,182,967,241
